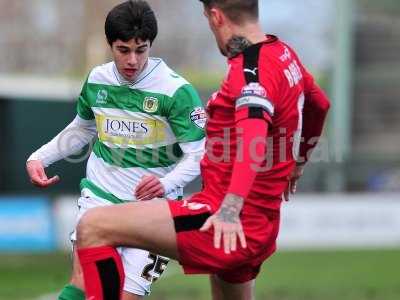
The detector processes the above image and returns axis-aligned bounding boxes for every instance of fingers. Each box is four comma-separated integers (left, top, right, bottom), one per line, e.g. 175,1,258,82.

136,184,164,201
288,165,304,195
217,224,246,254
284,186,290,202
230,232,237,252
224,231,231,254
31,175,60,188
238,227,247,249
30,174,46,187
36,166,48,181
214,223,222,249
285,174,299,200
47,175,60,186
135,176,151,195
137,176,158,192
137,185,160,199
27,162,45,182
223,226,247,254
290,171,302,194
135,176,158,195
135,176,164,201
290,179,297,194
199,216,223,249
199,216,247,254
27,161,60,188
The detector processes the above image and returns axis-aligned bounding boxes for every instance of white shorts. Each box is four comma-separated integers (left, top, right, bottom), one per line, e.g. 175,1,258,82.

71,191,170,296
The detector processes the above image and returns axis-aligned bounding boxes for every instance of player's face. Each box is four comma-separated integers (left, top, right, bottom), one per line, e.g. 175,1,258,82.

203,7,230,57
111,39,150,81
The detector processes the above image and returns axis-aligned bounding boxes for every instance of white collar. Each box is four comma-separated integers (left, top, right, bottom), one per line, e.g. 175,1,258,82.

112,58,162,86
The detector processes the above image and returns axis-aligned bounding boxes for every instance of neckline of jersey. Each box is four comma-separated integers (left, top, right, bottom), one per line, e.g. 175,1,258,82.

245,34,279,52
112,58,163,87
228,35,279,60
263,34,279,44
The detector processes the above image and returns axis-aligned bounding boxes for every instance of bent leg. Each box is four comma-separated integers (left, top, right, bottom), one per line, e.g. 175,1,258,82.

76,199,178,259
76,199,178,300
210,275,255,300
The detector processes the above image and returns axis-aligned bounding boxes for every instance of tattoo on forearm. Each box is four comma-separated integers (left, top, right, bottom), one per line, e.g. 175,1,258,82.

226,36,252,58
218,194,244,223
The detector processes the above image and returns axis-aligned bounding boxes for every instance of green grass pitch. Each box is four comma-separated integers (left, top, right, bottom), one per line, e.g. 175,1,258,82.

0,249,399,300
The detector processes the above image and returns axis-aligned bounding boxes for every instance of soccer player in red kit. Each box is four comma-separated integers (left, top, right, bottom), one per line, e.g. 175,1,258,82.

75,1,330,299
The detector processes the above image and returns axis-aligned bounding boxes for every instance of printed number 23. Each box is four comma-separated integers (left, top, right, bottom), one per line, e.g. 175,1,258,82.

141,253,169,282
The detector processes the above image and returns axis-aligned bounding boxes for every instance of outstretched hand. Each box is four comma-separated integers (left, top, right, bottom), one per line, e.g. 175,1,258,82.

26,160,60,188
200,193,247,254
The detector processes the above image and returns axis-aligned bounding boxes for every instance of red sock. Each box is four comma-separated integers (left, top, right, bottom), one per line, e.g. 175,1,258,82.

78,246,125,300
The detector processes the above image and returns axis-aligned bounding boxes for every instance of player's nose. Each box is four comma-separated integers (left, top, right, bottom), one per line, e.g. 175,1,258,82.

127,53,138,66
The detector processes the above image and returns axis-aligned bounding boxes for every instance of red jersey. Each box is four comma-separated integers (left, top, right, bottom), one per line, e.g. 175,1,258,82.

200,35,329,211
168,36,329,281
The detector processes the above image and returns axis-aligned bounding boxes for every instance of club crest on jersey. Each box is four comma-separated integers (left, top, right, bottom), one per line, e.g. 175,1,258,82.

96,89,108,104
241,82,267,98
190,107,207,129
181,200,211,211
143,97,159,113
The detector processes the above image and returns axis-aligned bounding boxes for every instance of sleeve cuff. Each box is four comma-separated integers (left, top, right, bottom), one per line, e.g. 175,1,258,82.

27,153,50,168
159,177,176,196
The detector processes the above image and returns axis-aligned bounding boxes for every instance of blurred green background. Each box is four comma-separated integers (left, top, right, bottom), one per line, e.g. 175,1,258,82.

1,249,399,300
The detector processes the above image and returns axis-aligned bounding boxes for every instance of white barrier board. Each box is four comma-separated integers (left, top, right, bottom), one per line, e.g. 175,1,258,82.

279,194,400,249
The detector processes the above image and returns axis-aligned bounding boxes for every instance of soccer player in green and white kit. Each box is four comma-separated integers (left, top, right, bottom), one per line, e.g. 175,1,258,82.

26,1,206,300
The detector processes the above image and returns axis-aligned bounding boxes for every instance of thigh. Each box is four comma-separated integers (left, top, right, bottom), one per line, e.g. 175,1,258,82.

78,199,178,259
120,247,169,296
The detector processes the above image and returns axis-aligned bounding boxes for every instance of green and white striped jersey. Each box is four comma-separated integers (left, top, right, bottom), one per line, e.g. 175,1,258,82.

78,58,206,203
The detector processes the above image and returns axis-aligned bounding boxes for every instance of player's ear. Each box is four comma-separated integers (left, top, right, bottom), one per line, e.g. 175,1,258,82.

209,7,225,28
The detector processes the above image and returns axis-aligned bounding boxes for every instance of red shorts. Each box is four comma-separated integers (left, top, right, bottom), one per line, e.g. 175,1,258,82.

167,193,280,283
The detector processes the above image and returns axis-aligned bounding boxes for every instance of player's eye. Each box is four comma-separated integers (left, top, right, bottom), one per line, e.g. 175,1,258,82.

118,48,130,54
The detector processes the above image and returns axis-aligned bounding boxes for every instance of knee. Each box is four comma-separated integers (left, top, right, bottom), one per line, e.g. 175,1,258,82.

76,207,107,248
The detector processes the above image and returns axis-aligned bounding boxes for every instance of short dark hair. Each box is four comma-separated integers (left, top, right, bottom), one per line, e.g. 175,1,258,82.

199,0,259,24
105,0,158,46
